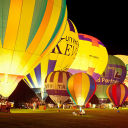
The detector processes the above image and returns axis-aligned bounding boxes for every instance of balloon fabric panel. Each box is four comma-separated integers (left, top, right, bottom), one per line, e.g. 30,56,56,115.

119,84,125,105
34,64,41,87
26,74,36,88
81,73,90,105
112,84,118,105
120,84,128,104
85,75,96,104
73,73,83,105
66,74,77,105
3,0,23,50
47,60,57,75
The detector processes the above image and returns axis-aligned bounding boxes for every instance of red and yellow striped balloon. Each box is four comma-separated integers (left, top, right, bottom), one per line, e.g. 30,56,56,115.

67,73,96,106
106,83,128,108
44,71,72,105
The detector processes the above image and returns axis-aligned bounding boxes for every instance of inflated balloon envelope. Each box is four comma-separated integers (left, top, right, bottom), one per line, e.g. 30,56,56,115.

23,18,79,101
95,55,127,103
106,83,128,109
67,73,96,110
44,71,72,108
68,33,108,81
114,55,128,87
0,0,67,97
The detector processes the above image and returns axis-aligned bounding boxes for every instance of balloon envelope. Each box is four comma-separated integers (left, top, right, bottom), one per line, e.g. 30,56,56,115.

23,19,79,100
106,83,128,107
0,0,67,97
67,73,96,106
44,71,72,105
114,55,128,87
68,33,108,81
95,55,127,102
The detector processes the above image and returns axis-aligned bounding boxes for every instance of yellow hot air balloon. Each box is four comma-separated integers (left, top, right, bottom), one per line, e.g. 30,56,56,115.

23,19,79,100
114,55,128,87
68,33,108,81
0,0,67,97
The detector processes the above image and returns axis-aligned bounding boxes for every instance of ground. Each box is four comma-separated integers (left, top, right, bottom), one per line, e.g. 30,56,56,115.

0,108,128,128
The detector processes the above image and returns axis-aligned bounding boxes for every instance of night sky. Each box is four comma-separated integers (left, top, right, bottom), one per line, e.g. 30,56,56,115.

9,1,127,104
66,1,127,55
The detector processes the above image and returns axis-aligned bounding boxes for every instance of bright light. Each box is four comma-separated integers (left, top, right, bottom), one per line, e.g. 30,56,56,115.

77,97,85,106
80,106,81,111
58,103,60,108
92,104,96,108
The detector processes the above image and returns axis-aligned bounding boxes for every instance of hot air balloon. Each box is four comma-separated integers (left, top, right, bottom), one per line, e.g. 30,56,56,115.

67,73,96,110
23,19,79,101
44,71,72,108
114,55,128,87
68,33,108,81
0,0,67,98
106,83,128,108
95,55,127,103
114,55,128,102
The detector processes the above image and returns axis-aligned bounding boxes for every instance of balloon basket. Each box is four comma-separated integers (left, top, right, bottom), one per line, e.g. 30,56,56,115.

39,105,46,110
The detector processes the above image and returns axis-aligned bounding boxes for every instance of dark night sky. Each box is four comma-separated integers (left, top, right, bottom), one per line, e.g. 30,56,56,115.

66,1,127,55
9,1,127,104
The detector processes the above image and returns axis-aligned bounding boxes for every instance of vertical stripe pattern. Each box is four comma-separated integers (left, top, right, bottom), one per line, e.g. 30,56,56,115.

67,73,96,106
0,0,67,97
44,71,72,104
106,83,128,107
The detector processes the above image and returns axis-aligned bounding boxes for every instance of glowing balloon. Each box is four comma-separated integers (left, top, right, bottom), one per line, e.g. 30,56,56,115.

106,83,128,108
114,55,128,87
95,55,127,103
23,19,79,100
68,33,108,81
67,73,96,106
0,0,67,97
44,71,72,107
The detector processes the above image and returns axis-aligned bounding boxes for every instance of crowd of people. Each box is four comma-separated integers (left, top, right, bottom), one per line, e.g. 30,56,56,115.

18,101,43,109
0,99,11,113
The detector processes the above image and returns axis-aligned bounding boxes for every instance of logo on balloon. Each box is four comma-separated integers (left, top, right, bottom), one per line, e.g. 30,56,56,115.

45,84,66,90
51,36,78,57
96,65,124,85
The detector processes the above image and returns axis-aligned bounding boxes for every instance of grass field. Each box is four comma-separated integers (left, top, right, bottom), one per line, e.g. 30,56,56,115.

0,108,128,128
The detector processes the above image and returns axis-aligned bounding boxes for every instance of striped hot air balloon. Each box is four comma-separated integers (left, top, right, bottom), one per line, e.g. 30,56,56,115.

23,19,79,101
0,0,67,97
106,83,128,108
44,71,72,107
67,73,96,108
68,33,108,81
96,55,127,103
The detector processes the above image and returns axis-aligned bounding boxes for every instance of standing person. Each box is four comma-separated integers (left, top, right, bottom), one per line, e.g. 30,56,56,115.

33,102,36,111
8,102,11,113
5,101,11,113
